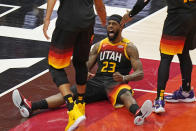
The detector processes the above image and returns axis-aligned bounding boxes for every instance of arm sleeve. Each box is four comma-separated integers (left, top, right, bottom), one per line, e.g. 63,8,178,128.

129,0,151,17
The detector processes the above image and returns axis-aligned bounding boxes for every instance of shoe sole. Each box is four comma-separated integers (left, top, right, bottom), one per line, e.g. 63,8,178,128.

165,97,196,103
153,106,165,113
67,115,86,131
12,89,22,108
134,100,152,125
12,89,30,117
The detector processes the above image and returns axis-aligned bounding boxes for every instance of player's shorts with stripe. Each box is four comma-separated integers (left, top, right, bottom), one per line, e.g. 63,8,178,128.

48,26,94,69
71,75,133,108
160,9,196,55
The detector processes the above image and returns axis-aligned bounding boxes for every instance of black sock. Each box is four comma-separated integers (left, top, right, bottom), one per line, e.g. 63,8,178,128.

182,82,191,92
32,99,48,111
129,104,140,115
76,93,85,104
64,94,74,111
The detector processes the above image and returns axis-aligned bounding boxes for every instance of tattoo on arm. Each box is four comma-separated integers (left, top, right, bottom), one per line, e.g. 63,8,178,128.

87,43,99,71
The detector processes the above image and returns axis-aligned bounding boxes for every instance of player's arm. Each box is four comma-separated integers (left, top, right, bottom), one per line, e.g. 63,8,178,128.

94,0,106,26
86,43,100,72
120,0,150,26
129,0,151,17
43,0,57,40
124,43,144,81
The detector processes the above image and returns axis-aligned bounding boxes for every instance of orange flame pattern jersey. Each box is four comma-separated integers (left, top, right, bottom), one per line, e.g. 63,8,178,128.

95,38,134,108
48,45,73,69
160,35,186,55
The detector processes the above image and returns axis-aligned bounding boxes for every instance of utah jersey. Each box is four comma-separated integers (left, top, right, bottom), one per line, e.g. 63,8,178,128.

96,38,132,77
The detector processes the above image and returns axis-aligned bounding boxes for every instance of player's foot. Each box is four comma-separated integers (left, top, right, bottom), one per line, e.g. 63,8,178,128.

12,89,32,117
76,102,85,116
165,87,195,103
153,98,165,113
65,104,86,131
134,100,152,125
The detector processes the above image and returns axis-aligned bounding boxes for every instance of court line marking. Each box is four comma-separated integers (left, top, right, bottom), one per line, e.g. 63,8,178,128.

0,67,173,98
133,89,172,95
0,7,167,97
0,70,49,97
0,4,20,17
0,68,171,97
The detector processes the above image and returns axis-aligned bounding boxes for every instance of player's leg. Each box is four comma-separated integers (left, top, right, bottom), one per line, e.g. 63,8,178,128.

153,13,188,113
153,53,173,113
48,27,85,131
71,75,108,104
71,25,94,116
108,84,152,125
12,89,65,117
163,13,196,103
165,43,195,102
12,27,74,118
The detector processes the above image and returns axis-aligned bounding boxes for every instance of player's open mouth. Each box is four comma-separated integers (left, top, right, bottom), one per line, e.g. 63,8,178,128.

108,30,115,37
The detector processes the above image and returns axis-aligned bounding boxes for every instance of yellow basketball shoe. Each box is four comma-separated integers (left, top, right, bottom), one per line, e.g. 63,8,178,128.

65,104,86,131
76,102,85,115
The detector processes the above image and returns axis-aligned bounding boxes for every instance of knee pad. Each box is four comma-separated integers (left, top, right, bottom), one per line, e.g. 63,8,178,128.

49,65,69,87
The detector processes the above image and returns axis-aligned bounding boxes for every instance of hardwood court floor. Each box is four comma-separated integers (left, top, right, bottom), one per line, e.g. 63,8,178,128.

0,0,196,131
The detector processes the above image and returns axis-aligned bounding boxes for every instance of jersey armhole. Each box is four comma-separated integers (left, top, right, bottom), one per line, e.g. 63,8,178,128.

124,43,130,60
97,40,104,54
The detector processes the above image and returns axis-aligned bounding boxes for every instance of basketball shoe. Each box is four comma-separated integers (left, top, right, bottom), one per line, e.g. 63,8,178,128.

65,103,86,131
76,102,85,115
134,100,153,125
153,98,165,113
165,87,195,103
12,89,32,117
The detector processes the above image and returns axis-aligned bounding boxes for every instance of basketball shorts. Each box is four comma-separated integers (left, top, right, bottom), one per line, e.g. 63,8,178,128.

160,11,196,55
48,26,94,69
71,75,133,108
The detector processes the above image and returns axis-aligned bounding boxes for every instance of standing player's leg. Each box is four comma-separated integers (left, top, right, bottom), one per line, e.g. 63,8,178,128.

153,13,191,113
71,25,94,116
153,53,173,113
164,42,195,103
163,12,196,103
48,28,86,131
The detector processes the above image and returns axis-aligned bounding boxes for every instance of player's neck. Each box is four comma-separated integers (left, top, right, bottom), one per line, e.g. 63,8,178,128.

110,36,122,44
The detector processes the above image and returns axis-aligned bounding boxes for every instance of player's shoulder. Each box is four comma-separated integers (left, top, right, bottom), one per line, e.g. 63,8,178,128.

126,41,139,54
92,38,107,53
122,38,130,44
122,38,135,48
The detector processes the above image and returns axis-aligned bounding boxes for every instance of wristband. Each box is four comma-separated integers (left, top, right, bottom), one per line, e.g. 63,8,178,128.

123,75,127,81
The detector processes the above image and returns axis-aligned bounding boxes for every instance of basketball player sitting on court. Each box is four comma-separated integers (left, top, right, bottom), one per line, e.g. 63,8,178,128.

12,14,153,126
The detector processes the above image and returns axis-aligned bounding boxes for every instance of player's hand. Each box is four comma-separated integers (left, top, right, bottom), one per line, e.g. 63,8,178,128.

88,72,95,79
43,19,50,40
113,72,124,82
120,10,132,27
